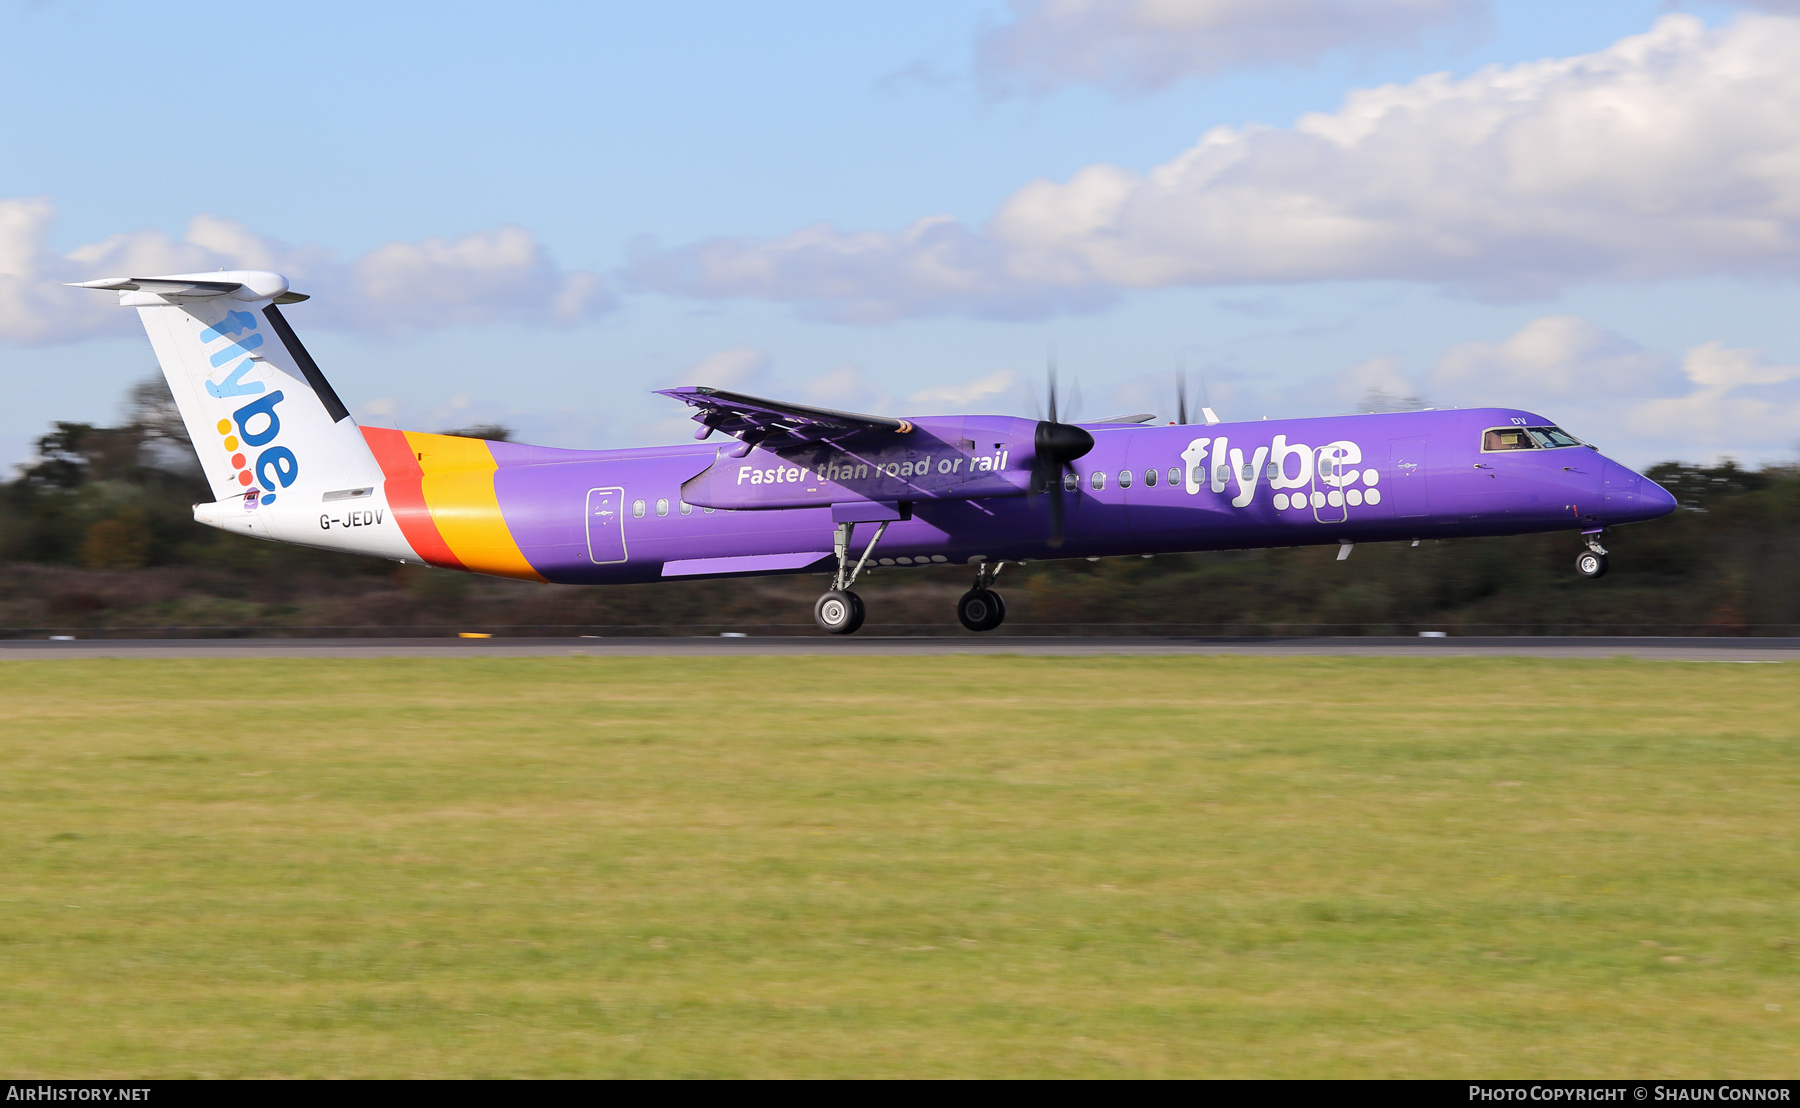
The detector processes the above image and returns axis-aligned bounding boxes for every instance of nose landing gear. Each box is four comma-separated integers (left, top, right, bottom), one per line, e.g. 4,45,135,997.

1576,534,1609,579
957,589,1006,632
957,561,1007,632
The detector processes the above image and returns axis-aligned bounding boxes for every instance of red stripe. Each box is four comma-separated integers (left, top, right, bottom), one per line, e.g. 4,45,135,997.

361,427,465,570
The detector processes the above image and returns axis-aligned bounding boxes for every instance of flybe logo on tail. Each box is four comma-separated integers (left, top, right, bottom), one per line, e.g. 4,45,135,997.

201,311,268,399
198,311,299,505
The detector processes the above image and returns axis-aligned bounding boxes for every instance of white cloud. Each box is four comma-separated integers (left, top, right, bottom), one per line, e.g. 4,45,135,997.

1337,354,1421,411
653,354,1036,436
1339,315,1800,465
634,14,1800,319
1427,316,1683,403
0,199,613,345
1624,342,1800,459
906,369,1024,411
978,0,1485,93
682,347,772,391
628,217,1112,324
798,364,890,413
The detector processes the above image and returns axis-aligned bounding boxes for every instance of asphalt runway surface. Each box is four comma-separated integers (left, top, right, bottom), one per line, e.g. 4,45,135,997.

2,636,1796,661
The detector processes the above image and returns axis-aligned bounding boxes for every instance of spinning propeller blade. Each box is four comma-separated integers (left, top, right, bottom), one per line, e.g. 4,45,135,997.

1031,361,1093,548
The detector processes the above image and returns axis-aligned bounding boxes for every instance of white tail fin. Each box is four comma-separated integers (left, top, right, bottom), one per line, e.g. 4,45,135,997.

70,271,382,507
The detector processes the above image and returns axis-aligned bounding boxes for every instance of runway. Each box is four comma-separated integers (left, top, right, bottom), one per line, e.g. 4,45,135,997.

2,635,1796,661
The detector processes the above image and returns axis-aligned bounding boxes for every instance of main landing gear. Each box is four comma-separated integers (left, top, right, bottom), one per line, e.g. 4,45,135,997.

813,519,890,634
812,527,1012,635
814,590,865,635
1576,534,1609,579
957,561,1007,633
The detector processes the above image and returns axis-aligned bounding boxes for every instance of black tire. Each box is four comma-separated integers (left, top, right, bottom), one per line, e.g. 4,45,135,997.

815,590,865,634
957,588,1006,632
1576,550,1609,579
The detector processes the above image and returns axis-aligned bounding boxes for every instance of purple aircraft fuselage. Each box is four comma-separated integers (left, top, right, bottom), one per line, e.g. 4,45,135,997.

453,406,1674,586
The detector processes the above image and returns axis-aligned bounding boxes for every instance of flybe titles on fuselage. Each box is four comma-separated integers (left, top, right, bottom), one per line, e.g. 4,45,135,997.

1179,434,1382,512
680,427,1380,514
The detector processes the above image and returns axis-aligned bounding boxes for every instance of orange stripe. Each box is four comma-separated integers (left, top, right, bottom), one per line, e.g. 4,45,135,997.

360,427,464,569
401,431,545,582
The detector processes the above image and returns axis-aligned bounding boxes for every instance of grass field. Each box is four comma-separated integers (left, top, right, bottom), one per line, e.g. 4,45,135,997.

1,656,1796,1077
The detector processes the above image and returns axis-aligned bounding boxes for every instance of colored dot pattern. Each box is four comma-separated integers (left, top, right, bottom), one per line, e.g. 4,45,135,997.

215,414,274,504
1266,469,1384,513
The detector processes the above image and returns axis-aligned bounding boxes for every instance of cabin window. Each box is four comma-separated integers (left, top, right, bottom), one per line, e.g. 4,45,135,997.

656,498,669,517
1526,426,1582,448
1241,463,1255,482
1063,470,1079,492
1215,464,1229,485
1169,467,1181,487
1090,471,1106,491
633,499,645,518
1483,428,1535,452
1143,468,1157,487
1118,469,1133,489
680,500,693,515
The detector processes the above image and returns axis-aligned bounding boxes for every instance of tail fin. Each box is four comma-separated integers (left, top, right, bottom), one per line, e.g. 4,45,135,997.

69,270,381,506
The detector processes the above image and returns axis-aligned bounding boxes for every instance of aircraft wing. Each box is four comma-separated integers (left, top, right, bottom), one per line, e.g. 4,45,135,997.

656,386,910,450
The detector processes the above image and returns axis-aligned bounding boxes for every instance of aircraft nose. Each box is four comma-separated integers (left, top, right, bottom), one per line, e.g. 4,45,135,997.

1602,460,1678,525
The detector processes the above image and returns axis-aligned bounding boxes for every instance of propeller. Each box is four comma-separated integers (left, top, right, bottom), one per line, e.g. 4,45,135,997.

1030,363,1094,548
1172,364,1221,425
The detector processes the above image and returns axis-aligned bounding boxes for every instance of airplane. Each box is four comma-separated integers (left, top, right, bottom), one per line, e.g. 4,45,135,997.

69,269,1678,634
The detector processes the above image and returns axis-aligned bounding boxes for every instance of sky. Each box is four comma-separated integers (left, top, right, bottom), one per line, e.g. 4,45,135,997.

4,0,1800,471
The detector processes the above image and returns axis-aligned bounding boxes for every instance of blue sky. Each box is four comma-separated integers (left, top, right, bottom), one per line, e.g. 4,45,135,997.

4,0,1797,470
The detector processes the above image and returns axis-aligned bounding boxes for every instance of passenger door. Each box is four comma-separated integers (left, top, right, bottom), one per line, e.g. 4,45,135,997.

586,486,628,564
1389,440,1429,518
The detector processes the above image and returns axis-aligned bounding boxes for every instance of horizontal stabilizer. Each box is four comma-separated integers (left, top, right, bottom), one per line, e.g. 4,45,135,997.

66,270,309,304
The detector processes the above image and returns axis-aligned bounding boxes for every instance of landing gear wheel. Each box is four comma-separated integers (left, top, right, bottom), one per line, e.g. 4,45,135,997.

957,588,1007,632
1576,550,1609,579
815,590,866,635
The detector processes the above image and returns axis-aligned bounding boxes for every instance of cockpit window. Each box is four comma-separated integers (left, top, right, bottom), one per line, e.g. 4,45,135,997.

1483,428,1535,451
1526,426,1582,448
